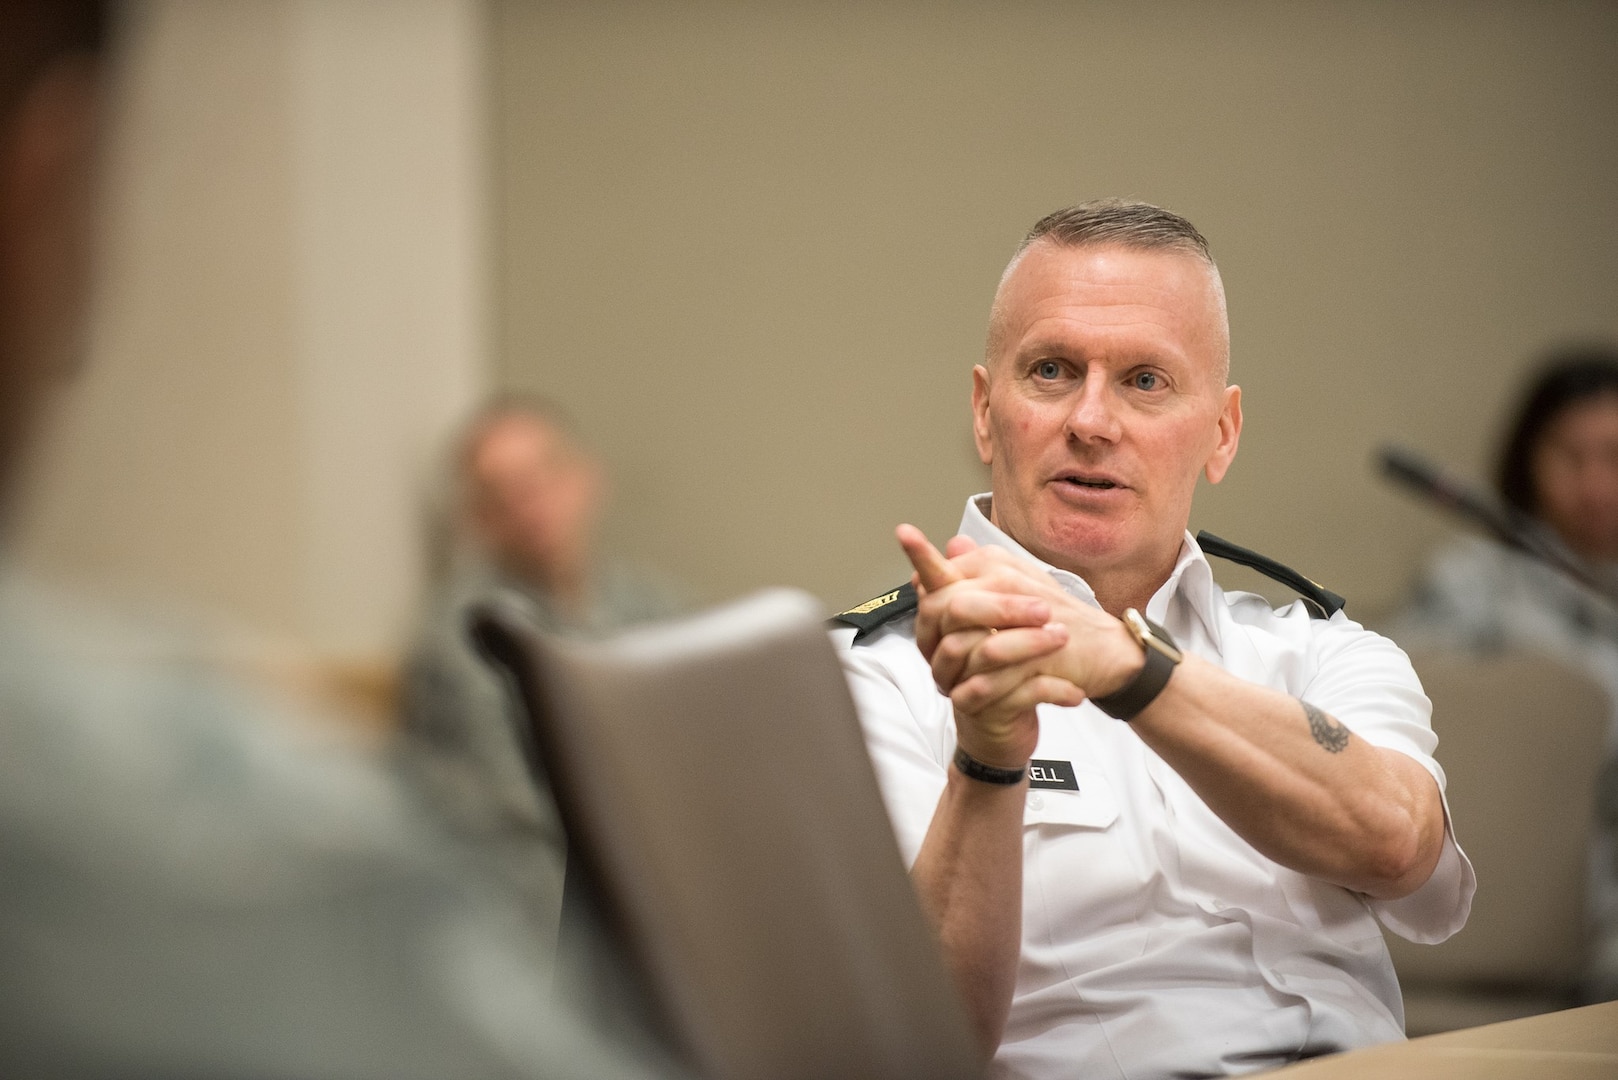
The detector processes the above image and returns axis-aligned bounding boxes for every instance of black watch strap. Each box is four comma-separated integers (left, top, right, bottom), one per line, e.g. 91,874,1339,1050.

1091,646,1176,720
1091,609,1181,721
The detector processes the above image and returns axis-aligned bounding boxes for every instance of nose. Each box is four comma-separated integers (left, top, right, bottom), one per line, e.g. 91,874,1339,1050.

1063,374,1122,445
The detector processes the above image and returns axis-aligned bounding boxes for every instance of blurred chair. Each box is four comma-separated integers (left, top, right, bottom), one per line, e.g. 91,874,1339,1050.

1388,648,1609,1035
470,589,982,1080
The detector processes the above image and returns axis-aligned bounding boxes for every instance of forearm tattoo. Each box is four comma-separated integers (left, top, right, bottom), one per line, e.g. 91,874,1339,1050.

1301,699,1350,753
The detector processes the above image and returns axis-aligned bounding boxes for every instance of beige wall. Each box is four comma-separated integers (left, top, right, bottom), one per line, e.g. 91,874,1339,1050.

16,0,489,659
15,2,1617,659
492,1,1618,617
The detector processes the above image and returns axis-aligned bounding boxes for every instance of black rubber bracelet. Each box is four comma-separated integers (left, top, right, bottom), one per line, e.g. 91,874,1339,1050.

952,745,1027,786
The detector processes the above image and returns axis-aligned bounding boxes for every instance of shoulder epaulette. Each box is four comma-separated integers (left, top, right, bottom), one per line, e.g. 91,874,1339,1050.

829,581,917,643
1196,531,1346,620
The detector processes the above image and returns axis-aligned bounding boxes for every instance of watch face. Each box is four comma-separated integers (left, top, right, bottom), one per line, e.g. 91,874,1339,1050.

1123,608,1150,644
1126,609,1183,665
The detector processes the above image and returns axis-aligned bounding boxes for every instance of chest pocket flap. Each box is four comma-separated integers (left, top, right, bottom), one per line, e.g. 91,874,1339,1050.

1022,764,1119,830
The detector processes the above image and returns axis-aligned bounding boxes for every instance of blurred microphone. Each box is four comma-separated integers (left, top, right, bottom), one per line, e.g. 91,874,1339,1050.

1376,445,1524,550
1377,443,1615,601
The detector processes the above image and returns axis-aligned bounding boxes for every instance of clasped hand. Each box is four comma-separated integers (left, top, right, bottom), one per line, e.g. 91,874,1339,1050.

895,524,1140,769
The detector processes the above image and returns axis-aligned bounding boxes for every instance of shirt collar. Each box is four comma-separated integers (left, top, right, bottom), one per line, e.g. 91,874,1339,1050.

957,493,1224,649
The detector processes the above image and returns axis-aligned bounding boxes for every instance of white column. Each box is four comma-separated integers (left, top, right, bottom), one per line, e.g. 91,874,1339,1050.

288,0,488,656
16,0,489,663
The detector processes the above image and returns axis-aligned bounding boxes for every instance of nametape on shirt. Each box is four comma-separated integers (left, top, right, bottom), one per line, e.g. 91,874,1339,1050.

1028,759,1079,791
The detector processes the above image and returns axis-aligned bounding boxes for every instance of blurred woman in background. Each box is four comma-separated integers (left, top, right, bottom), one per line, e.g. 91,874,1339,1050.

1399,344,1618,1004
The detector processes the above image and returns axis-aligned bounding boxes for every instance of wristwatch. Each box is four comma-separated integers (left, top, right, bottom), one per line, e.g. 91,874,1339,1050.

1091,608,1183,721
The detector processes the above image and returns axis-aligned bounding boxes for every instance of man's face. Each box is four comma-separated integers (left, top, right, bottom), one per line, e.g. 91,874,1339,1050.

972,241,1241,583
467,414,601,584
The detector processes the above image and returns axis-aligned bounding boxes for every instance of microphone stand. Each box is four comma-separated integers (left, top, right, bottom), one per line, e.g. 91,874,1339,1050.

1377,444,1618,610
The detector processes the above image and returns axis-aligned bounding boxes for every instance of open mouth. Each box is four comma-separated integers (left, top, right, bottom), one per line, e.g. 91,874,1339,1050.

1058,474,1120,490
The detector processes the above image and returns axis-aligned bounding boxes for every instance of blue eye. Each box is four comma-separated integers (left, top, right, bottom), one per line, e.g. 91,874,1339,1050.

1132,371,1161,391
1035,361,1062,379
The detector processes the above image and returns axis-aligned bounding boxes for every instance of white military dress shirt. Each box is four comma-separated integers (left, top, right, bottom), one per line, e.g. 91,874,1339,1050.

838,495,1475,1080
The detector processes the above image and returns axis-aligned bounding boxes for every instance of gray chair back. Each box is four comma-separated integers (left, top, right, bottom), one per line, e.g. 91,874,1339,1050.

1389,649,1608,999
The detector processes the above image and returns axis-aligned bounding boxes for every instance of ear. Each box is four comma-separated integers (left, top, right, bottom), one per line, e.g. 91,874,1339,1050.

0,58,100,489
1203,384,1242,484
971,364,994,466
0,58,99,372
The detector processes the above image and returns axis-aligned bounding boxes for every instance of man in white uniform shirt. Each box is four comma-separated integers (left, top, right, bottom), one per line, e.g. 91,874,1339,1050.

836,200,1474,1079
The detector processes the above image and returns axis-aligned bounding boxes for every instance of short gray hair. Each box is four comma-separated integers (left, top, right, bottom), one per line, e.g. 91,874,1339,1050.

1017,198,1213,264
988,198,1228,377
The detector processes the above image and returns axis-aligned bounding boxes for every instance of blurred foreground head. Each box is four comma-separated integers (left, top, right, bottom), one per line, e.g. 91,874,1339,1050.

458,397,604,598
0,0,105,513
1496,345,1618,562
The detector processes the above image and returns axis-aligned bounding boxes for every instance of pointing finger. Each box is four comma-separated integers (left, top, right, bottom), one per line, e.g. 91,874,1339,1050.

896,523,961,593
